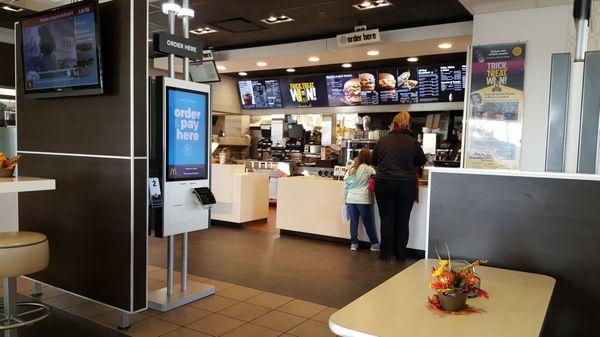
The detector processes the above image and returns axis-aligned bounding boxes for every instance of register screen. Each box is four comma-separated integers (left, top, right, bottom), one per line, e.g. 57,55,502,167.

166,87,208,181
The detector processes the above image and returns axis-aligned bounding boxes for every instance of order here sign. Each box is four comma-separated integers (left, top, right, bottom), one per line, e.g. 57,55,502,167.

336,29,380,48
153,31,203,60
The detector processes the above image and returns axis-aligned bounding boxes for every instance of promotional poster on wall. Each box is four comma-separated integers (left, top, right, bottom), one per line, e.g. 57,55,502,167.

167,88,208,181
378,69,398,104
465,42,526,170
396,68,419,104
326,73,361,106
280,76,328,108
238,79,282,109
359,71,378,105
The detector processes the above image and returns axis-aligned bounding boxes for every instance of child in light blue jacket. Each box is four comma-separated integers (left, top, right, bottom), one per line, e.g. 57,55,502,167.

344,148,380,251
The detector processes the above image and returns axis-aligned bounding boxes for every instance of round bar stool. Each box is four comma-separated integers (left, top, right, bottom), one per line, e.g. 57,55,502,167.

0,232,50,335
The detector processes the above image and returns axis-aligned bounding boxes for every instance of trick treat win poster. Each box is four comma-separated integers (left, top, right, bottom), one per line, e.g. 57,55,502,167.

465,43,526,170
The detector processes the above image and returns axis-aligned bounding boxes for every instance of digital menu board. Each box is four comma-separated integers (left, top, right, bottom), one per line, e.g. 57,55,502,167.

238,79,283,109
396,68,419,104
238,62,466,109
280,76,328,108
326,73,361,106
439,64,465,102
417,67,441,103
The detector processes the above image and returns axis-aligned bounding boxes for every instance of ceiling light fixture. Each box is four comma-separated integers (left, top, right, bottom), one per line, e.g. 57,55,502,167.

161,3,180,14
438,43,453,49
308,56,320,62
261,15,294,25
342,63,352,68
177,7,195,18
256,61,268,67
367,50,380,56
216,65,227,71
190,27,218,35
286,68,296,73
352,0,392,11
2,5,24,12
238,72,248,76
407,57,418,62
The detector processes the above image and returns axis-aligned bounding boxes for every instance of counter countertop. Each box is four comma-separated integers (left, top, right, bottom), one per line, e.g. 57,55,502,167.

283,175,429,188
329,259,555,337
0,176,56,194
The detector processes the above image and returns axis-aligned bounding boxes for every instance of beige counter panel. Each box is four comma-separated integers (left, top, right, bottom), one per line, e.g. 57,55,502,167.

211,164,269,224
330,259,555,337
276,176,427,250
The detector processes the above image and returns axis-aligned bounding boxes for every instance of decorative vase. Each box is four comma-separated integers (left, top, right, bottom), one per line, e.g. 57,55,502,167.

438,292,468,312
0,167,14,178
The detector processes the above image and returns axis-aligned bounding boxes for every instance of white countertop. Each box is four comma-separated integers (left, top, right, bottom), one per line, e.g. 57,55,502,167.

0,176,56,194
329,259,555,337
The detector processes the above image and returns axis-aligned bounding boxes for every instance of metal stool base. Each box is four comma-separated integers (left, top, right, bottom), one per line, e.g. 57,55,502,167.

0,302,50,330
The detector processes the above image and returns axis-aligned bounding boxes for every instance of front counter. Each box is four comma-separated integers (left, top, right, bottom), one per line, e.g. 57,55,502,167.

276,176,428,252
210,164,270,224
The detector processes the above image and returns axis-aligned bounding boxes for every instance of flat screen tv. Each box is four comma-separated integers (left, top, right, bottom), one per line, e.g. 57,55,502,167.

20,0,103,99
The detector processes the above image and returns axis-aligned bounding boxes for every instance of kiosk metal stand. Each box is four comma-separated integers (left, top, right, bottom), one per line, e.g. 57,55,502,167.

148,0,215,312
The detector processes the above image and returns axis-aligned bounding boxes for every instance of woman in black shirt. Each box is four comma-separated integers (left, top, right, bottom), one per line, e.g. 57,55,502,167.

371,112,427,261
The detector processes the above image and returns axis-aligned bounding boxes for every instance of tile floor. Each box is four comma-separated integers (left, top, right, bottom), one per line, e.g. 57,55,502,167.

6,268,340,337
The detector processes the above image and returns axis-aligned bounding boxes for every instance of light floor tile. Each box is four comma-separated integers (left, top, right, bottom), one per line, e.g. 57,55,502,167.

31,286,65,300
63,300,113,319
156,305,212,326
148,269,181,282
217,302,270,322
161,327,212,337
202,279,235,293
122,317,179,337
218,286,262,301
90,310,149,330
148,281,167,292
251,310,306,332
186,313,244,336
190,295,239,313
245,292,293,309
288,319,336,337
148,265,164,272
220,323,280,337
311,307,338,324
278,299,327,319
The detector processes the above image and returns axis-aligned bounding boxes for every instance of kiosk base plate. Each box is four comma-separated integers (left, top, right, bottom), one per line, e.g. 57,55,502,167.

147,280,215,312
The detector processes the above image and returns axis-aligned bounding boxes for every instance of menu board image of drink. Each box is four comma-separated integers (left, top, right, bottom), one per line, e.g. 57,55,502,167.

378,69,398,104
359,71,378,105
326,72,360,106
396,68,419,104
439,64,465,102
417,67,440,103
280,76,328,108
238,79,283,109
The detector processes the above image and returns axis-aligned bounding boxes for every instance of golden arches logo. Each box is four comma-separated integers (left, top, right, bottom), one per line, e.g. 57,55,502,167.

170,167,177,176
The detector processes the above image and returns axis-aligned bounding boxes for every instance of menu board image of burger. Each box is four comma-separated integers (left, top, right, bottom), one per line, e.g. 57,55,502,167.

396,68,419,104
326,73,361,106
359,71,378,105
378,69,398,104
280,76,328,108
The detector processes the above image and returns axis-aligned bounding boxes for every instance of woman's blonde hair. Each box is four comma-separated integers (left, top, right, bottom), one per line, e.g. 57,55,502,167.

390,111,410,131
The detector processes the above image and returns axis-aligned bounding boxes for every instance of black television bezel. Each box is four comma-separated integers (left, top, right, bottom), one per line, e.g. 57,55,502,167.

165,85,210,182
19,0,103,99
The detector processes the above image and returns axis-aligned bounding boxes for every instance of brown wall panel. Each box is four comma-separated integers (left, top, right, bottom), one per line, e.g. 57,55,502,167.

0,42,14,88
134,0,148,158
133,159,147,310
16,1,131,156
19,154,133,310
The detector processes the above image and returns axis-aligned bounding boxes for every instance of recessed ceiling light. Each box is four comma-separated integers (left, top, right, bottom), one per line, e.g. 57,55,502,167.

407,57,418,62
352,0,392,10
308,56,320,62
190,27,217,35
438,43,453,49
261,15,294,25
216,65,227,71
342,63,352,68
367,50,380,56
2,5,24,12
256,61,268,67
238,72,248,76
286,68,296,73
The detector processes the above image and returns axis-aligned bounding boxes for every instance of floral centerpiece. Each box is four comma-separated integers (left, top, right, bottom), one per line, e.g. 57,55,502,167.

428,254,489,312
0,153,20,178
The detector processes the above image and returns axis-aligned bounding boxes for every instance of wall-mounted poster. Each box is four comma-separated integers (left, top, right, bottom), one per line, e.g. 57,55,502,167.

359,71,378,105
464,42,526,170
280,76,328,108
396,68,419,104
378,69,398,104
326,73,361,106
237,79,282,109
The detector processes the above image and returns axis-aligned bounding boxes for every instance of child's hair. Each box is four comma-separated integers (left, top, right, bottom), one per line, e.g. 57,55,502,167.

349,148,372,174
